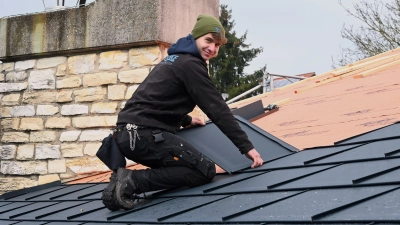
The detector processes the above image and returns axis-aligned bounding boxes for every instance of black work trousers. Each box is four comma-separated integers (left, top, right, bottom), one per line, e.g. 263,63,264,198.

115,127,216,193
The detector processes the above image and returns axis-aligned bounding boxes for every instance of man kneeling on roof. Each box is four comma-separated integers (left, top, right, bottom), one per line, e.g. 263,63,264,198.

101,14,264,210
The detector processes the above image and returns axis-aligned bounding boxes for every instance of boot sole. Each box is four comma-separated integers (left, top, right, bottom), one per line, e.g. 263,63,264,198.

101,174,120,211
115,168,135,210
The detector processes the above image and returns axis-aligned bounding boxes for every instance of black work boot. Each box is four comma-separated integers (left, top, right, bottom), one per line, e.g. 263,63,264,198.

101,171,120,211
115,167,140,210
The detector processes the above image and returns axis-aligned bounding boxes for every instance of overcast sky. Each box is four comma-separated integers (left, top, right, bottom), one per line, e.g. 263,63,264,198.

0,0,381,75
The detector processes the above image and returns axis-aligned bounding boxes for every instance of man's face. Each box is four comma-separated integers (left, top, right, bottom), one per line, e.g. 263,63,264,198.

195,33,221,61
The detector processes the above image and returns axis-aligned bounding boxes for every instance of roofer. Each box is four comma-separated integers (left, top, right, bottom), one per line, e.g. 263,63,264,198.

101,14,264,210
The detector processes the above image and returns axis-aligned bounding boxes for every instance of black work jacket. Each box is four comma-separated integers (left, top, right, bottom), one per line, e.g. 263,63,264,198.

117,51,254,154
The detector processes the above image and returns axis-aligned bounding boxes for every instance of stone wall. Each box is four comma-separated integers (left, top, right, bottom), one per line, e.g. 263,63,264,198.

0,45,169,194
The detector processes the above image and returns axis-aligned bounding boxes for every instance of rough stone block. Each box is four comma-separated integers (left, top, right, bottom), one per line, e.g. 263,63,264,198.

19,118,44,130
73,116,117,128
45,117,71,128
125,85,139,99
68,54,95,74
9,105,35,117
74,87,106,102
90,102,118,114
0,145,16,159
56,64,67,76
82,72,117,87
30,131,56,142
118,68,149,83
80,130,111,141
48,159,66,173
1,93,20,106
99,50,128,70
37,56,67,69
37,105,59,115
0,82,28,93
1,132,29,143
129,47,159,68
84,142,102,156
1,161,47,175
29,69,56,90
108,85,127,100
61,143,84,157
0,177,37,194
16,144,35,160
56,76,82,89
1,118,20,130
66,157,109,174
3,62,14,71
22,91,57,104
15,59,36,71
0,73,4,81
35,144,61,159
38,174,60,185
6,71,28,82
56,90,73,102
60,130,81,142
61,104,88,115
0,106,11,117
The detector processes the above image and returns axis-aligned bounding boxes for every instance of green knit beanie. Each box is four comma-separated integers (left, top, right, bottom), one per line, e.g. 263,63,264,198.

191,14,225,39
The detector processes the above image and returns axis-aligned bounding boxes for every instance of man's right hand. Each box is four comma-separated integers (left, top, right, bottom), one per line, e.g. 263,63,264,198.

245,149,264,168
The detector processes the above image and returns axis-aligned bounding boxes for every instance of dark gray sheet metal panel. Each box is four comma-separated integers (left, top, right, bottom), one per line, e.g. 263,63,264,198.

109,195,228,223
226,186,398,223
153,172,265,197
231,100,265,120
51,184,107,200
26,184,96,201
309,139,400,165
4,186,67,201
162,191,300,223
178,116,296,173
9,201,88,220
317,187,400,222
70,198,171,222
46,222,83,225
30,201,95,220
335,122,400,145
354,167,400,185
0,202,12,208
0,202,36,216
249,144,360,171
8,222,48,225
0,202,58,219
0,220,22,225
272,158,400,190
208,165,333,194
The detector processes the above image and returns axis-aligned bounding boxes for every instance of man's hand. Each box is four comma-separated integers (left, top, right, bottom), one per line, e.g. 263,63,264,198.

245,149,264,168
187,116,205,127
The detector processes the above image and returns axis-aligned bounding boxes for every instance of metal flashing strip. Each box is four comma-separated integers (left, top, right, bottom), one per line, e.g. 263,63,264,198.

231,100,265,120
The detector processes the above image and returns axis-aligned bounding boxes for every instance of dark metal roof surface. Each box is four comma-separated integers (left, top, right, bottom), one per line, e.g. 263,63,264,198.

2,123,400,224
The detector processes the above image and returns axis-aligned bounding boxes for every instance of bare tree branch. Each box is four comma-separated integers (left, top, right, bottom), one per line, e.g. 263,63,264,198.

333,0,400,68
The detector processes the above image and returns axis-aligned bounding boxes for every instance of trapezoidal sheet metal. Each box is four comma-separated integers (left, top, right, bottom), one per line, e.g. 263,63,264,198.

177,116,297,173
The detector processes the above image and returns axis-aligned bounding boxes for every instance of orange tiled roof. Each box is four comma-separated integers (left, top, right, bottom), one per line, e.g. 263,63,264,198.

230,48,400,149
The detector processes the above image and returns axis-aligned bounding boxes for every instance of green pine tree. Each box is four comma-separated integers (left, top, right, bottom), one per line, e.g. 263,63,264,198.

209,4,264,100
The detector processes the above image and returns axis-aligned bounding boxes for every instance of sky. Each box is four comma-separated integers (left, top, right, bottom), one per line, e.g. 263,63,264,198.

0,0,382,75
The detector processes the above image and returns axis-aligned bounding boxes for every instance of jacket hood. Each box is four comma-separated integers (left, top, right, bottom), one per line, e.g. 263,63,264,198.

167,34,203,61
